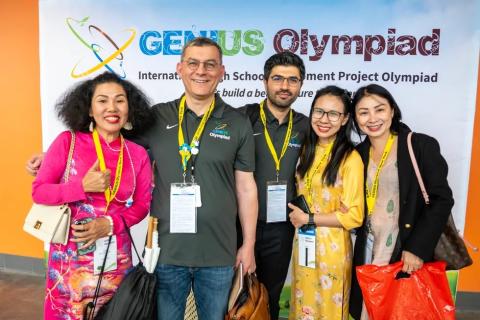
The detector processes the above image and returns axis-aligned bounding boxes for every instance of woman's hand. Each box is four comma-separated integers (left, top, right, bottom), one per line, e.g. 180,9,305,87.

288,203,309,228
82,160,111,193
71,217,112,249
26,153,44,176
401,250,424,274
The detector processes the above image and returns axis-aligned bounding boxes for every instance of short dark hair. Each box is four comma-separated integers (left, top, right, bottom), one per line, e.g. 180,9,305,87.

351,84,402,135
181,37,223,63
264,52,306,81
297,86,354,186
56,72,153,136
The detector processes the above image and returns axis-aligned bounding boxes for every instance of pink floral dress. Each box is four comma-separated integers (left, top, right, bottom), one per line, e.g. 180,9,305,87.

32,131,152,320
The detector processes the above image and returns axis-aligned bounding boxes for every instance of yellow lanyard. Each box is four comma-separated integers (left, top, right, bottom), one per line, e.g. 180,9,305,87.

304,141,334,205
178,95,215,173
365,133,395,215
92,128,124,211
259,100,293,180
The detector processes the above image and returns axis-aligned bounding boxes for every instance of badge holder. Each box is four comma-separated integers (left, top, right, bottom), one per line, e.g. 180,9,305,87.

170,182,197,233
365,220,374,264
94,235,117,274
298,226,316,268
266,174,287,223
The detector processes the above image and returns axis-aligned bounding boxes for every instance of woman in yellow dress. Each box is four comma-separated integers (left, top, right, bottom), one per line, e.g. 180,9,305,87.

288,86,364,320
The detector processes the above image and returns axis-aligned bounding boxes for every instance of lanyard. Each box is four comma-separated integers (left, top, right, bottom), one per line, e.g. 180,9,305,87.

92,128,124,211
304,141,334,205
365,133,395,216
178,95,215,176
259,100,293,181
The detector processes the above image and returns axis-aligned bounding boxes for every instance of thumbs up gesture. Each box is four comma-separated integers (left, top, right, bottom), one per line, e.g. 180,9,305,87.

82,159,111,193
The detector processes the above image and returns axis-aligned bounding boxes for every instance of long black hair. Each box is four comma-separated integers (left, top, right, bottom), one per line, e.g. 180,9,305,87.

56,71,153,136
297,86,354,186
351,83,403,135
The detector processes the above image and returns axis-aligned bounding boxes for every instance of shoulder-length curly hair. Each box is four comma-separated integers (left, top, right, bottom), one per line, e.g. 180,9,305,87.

56,72,153,135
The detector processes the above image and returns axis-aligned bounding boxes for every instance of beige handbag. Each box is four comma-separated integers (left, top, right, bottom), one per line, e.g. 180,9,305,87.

23,131,75,245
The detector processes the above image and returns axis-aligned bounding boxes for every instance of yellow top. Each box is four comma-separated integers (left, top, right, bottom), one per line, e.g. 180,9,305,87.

299,144,364,230
290,146,364,320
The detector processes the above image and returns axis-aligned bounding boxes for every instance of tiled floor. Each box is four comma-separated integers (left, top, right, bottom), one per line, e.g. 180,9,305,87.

0,272,45,320
0,271,478,320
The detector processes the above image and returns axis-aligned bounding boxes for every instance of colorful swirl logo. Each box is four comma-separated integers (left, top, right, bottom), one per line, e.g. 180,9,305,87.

66,17,136,78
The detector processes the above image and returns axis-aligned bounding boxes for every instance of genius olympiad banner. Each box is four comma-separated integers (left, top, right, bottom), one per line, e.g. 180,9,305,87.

39,0,478,233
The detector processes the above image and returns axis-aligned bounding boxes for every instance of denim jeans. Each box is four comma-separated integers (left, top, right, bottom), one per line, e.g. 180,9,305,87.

155,264,234,320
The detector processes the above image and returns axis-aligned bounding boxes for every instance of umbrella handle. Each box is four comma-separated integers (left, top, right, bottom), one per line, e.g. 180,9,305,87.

146,216,154,249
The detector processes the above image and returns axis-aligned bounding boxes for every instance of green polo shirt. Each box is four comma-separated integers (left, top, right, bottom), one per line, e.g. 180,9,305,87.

238,102,309,222
139,94,255,267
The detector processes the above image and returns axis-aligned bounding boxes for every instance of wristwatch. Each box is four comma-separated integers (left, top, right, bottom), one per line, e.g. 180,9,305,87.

308,213,314,225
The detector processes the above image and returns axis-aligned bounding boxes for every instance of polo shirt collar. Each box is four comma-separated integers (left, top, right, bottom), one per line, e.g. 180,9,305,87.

264,99,297,125
179,93,226,119
263,99,279,124
211,94,226,119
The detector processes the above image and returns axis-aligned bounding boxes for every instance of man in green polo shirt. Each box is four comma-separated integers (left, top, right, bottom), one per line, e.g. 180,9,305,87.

238,52,309,320
136,37,257,320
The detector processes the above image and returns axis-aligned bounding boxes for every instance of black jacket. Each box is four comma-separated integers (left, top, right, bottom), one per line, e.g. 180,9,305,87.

349,123,454,319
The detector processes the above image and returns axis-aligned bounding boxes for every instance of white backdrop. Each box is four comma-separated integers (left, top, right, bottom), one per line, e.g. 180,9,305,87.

39,0,479,245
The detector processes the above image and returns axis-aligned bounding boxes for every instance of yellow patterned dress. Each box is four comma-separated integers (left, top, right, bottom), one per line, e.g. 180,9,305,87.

289,145,364,320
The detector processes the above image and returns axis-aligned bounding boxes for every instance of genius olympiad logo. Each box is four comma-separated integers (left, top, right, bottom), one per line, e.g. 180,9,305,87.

138,27,440,62
139,29,264,56
66,17,136,78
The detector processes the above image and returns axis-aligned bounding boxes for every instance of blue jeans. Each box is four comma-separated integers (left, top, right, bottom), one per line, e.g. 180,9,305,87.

155,264,234,320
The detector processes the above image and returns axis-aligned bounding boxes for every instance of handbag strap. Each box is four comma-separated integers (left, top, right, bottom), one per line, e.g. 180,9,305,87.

407,132,430,205
85,235,113,320
63,131,76,183
408,133,478,252
120,215,142,263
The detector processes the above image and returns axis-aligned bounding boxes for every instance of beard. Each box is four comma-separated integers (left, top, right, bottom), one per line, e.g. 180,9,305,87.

266,89,298,110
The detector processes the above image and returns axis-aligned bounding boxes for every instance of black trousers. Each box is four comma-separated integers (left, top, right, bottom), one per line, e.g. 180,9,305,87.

237,220,295,320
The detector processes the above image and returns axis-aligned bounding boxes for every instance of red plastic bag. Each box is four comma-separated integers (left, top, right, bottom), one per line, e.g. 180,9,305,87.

356,261,455,320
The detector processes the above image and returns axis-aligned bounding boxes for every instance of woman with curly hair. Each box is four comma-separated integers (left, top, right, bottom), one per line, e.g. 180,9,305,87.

31,72,154,319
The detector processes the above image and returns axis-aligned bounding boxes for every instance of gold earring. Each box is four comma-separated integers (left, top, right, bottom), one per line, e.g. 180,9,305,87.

123,122,133,130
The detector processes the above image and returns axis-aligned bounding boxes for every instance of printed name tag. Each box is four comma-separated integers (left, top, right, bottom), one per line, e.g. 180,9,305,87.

266,181,287,223
170,183,197,233
365,233,375,264
298,227,316,268
94,235,117,275
194,184,202,208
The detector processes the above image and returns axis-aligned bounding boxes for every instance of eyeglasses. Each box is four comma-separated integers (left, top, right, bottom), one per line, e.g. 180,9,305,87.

270,75,301,86
183,59,220,71
312,108,344,122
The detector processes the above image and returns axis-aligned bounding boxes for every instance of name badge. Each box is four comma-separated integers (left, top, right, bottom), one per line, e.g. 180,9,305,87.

194,184,202,208
365,232,375,264
266,181,287,223
94,235,117,275
298,227,316,268
170,183,197,233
